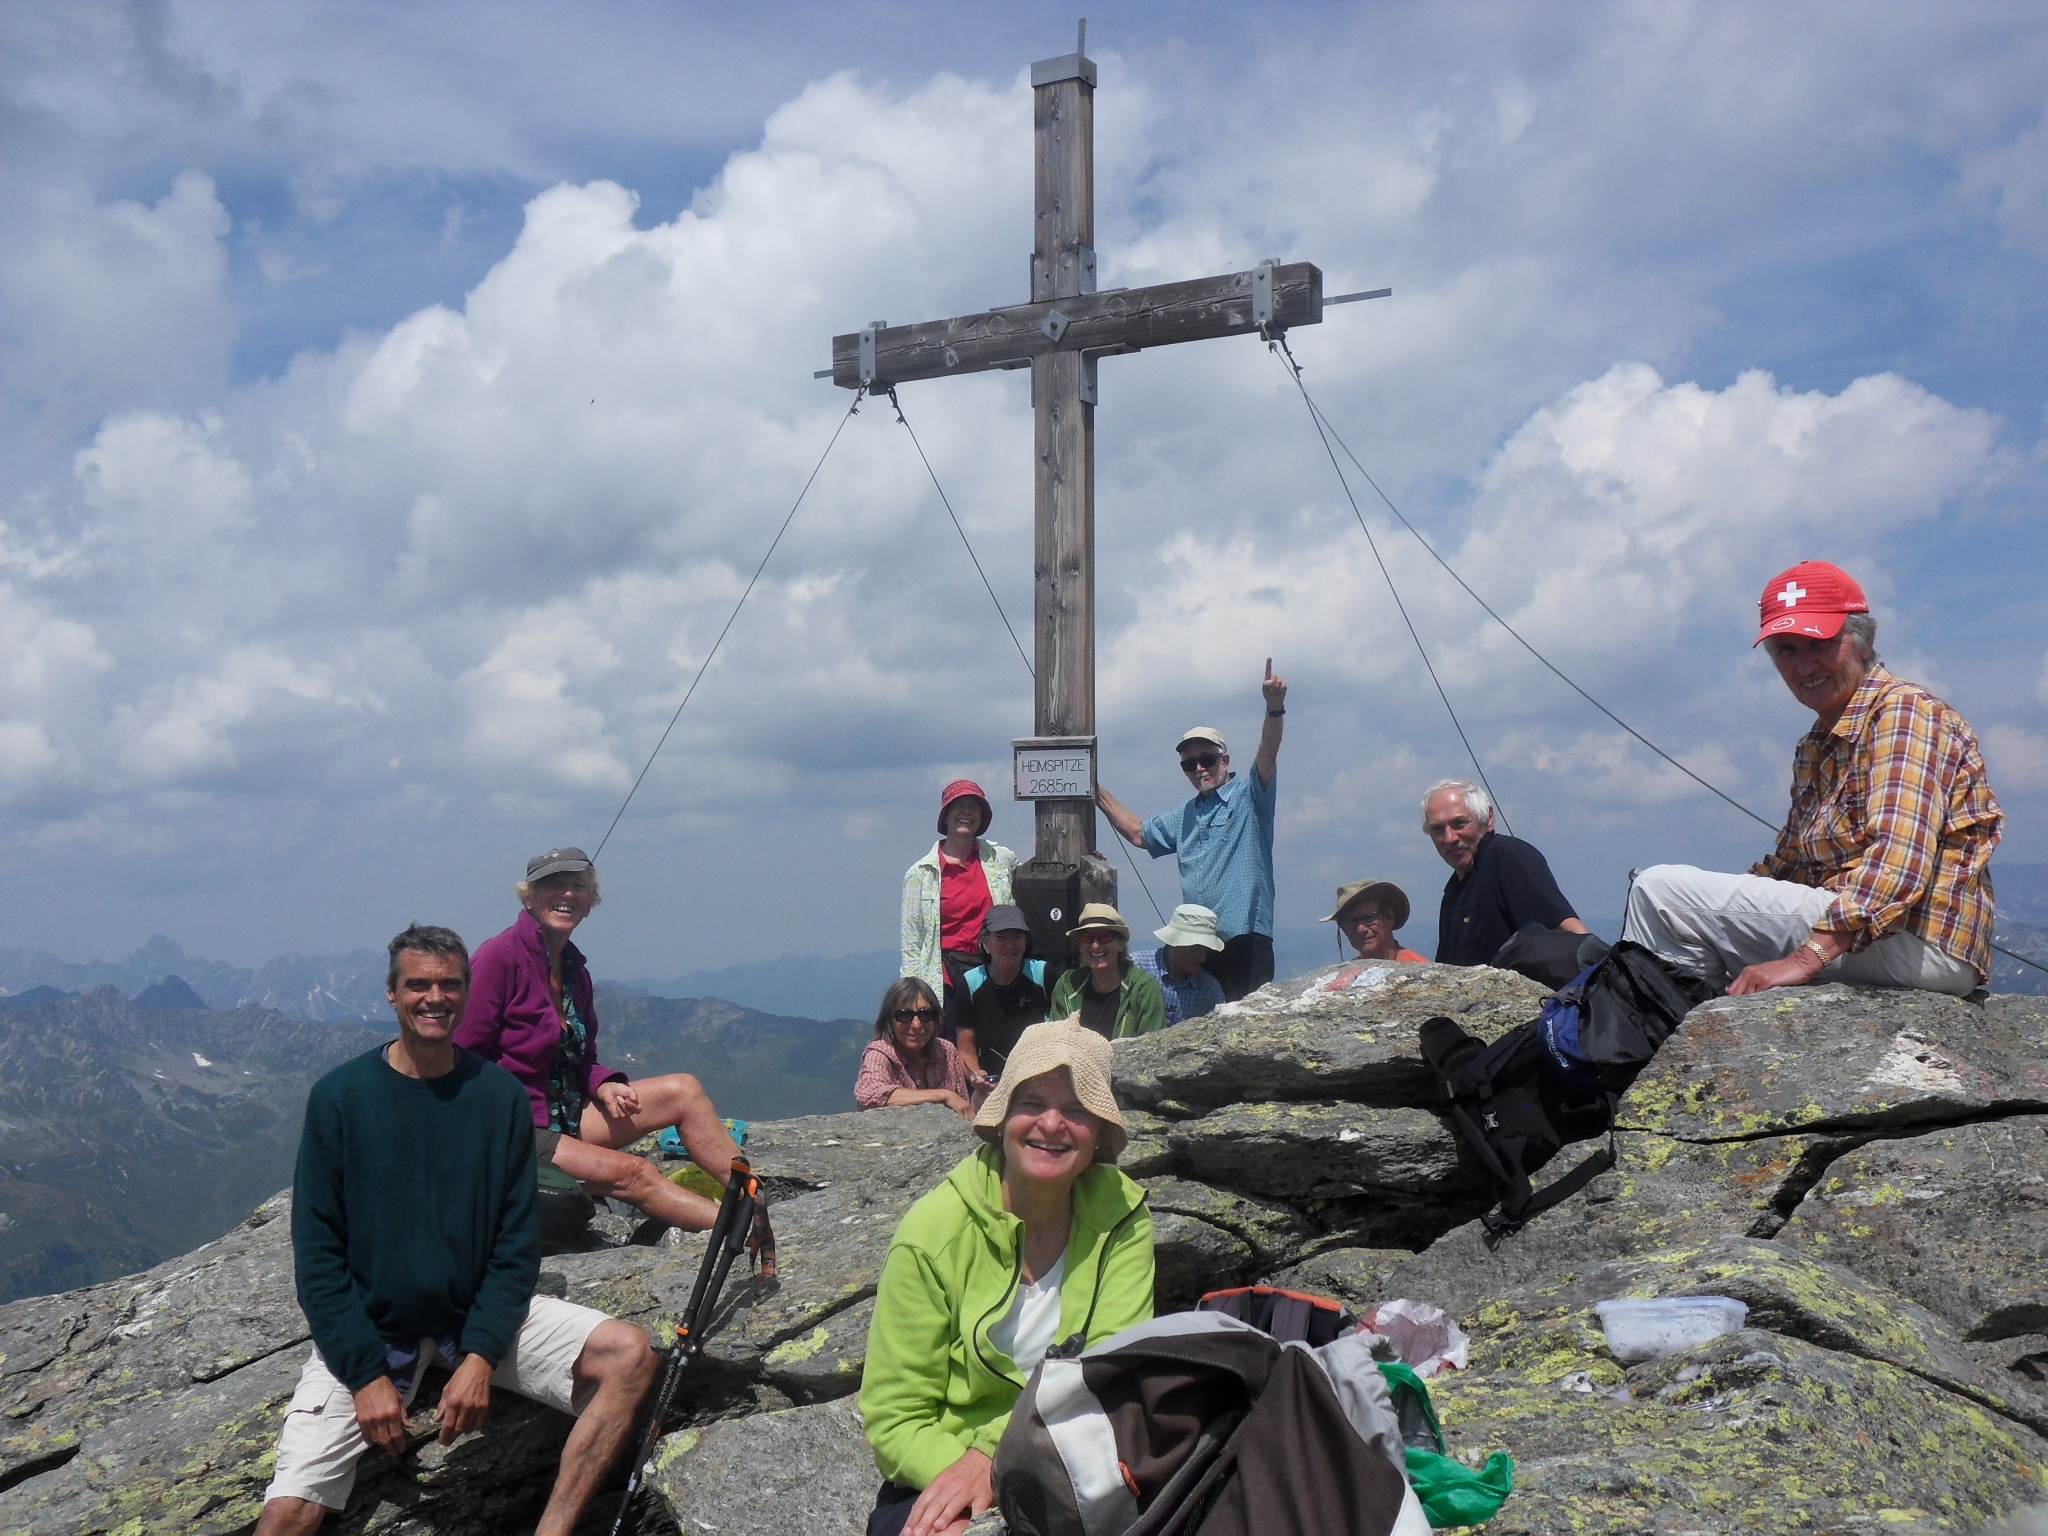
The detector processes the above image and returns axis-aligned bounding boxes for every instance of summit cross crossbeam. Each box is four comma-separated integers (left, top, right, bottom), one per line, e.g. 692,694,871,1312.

823,38,1336,944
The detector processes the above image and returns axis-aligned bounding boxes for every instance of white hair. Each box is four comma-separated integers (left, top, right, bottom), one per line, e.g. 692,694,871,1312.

516,870,603,908
1420,777,1492,827
1841,611,1879,664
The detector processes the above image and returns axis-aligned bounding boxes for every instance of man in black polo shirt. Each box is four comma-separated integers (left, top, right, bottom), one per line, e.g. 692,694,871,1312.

1423,778,1591,966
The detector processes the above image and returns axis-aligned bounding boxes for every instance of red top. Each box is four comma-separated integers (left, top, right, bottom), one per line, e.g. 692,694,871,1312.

938,848,993,953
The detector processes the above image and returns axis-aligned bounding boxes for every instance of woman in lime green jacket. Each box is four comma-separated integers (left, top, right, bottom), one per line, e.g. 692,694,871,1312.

859,1020,1154,1536
1047,903,1167,1041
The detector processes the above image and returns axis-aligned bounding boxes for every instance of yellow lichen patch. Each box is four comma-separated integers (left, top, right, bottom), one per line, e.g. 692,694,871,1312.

651,1426,703,1470
763,1326,831,1367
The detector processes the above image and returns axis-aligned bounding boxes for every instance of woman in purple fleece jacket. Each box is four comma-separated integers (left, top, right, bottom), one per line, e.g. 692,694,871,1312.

459,846,761,1239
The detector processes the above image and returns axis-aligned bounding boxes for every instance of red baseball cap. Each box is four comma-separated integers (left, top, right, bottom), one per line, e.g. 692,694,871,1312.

1754,561,1868,647
937,778,992,835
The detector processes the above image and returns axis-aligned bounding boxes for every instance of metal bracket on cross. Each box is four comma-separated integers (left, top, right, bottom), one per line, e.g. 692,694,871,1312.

859,322,885,388
1252,259,1280,335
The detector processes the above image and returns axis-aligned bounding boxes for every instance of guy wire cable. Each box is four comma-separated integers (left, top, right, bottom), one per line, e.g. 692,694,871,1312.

592,384,870,859
1273,343,2048,981
883,386,1033,677
1293,372,1772,835
1268,331,1515,836
883,385,1169,925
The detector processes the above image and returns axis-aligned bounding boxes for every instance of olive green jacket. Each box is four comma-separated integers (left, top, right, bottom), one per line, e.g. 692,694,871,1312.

859,1145,1154,1490
1048,961,1168,1039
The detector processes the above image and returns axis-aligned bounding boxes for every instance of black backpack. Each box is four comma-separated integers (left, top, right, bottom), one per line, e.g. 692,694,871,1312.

1419,942,1713,1241
1490,922,1610,991
536,1158,595,1251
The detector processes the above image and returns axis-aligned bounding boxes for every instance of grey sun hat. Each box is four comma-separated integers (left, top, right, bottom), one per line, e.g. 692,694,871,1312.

972,1017,1128,1163
526,847,594,882
1154,903,1226,951
1320,878,1410,930
982,905,1031,937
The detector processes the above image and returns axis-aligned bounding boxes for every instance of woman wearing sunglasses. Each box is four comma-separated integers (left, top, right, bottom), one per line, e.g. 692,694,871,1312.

855,977,974,1117
1047,904,1166,1040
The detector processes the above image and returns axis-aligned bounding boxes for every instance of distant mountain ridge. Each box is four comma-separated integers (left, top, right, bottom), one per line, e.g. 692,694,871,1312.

0,988,384,1302
0,983,867,1304
4,861,2041,1026
0,934,392,1022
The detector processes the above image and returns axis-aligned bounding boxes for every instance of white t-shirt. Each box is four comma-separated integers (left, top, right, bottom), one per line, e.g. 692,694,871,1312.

989,1250,1067,1375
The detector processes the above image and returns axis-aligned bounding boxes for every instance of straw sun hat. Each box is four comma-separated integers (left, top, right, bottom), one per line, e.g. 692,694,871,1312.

971,1017,1129,1163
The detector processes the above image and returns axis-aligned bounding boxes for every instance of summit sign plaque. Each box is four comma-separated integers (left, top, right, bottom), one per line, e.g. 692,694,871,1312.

1013,737,1096,801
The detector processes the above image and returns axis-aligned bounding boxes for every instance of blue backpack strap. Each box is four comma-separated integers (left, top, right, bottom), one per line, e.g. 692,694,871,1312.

963,964,990,996
1026,959,1048,987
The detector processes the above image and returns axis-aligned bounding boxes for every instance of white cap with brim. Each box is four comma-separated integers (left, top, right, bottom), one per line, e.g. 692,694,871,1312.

1175,726,1227,755
1155,903,1226,951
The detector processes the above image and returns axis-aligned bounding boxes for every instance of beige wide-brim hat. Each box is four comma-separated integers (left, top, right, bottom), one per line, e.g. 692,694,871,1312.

972,1017,1128,1163
1066,901,1130,940
1320,878,1411,930
1154,902,1226,951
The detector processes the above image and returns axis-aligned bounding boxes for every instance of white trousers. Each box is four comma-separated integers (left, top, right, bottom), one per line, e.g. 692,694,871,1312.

262,1294,609,1511
1623,864,1980,997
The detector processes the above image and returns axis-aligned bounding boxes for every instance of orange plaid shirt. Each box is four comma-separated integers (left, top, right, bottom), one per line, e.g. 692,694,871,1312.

1752,667,2001,979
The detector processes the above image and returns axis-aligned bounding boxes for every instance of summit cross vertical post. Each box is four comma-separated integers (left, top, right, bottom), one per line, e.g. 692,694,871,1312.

825,29,1356,959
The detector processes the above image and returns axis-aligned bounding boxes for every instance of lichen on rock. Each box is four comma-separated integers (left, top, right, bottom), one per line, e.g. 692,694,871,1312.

3,969,2045,1535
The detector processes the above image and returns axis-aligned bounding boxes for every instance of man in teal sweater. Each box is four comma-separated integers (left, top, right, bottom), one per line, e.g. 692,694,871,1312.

255,925,655,1536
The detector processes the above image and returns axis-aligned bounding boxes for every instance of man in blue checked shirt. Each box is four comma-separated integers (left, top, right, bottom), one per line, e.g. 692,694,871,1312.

1099,661,1287,1001
1135,904,1229,1026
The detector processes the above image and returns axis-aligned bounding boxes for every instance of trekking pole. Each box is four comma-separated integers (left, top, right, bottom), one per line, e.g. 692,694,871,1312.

607,1153,766,1536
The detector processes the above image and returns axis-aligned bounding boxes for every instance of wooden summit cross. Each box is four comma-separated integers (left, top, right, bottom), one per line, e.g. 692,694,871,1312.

825,28,1377,952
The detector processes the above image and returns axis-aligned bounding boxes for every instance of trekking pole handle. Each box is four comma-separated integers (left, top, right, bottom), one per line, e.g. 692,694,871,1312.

676,1155,755,1338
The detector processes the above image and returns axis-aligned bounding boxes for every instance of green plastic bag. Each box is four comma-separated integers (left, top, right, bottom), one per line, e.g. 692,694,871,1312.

1403,1447,1515,1529
1376,1361,1514,1528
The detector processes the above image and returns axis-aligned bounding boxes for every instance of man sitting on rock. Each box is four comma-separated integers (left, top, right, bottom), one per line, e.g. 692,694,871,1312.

1324,878,1428,965
1134,903,1229,1026
255,924,655,1536
1626,562,2001,997
1424,778,1590,966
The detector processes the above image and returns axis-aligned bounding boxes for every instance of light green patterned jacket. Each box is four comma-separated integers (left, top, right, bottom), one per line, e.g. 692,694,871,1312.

899,838,1018,993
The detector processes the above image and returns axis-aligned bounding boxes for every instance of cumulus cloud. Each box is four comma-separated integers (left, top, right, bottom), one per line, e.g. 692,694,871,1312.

1105,364,1996,713
0,4,2041,967
0,173,234,467
1960,112,2048,259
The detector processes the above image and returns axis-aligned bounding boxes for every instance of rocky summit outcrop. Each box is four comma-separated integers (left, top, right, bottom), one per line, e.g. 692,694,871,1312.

1,962,2044,1535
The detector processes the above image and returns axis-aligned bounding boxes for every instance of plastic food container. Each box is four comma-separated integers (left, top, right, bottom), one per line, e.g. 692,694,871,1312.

1593,1296,1749,1362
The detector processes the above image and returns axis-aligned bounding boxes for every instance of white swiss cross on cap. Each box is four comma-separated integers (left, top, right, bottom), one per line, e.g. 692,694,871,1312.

1754,561,1868,647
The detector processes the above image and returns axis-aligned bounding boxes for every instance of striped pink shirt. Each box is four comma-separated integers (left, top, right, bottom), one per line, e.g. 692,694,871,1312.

854,1035,970,1110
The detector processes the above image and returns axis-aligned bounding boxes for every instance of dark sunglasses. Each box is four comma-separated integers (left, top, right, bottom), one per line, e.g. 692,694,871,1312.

1179,753,1221,773
892,1006,940,1024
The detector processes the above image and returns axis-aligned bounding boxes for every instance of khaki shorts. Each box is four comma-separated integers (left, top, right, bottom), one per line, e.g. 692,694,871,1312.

262,1295,610,1511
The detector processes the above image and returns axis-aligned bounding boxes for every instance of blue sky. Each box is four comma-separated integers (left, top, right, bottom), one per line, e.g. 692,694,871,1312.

2,1,2045,975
